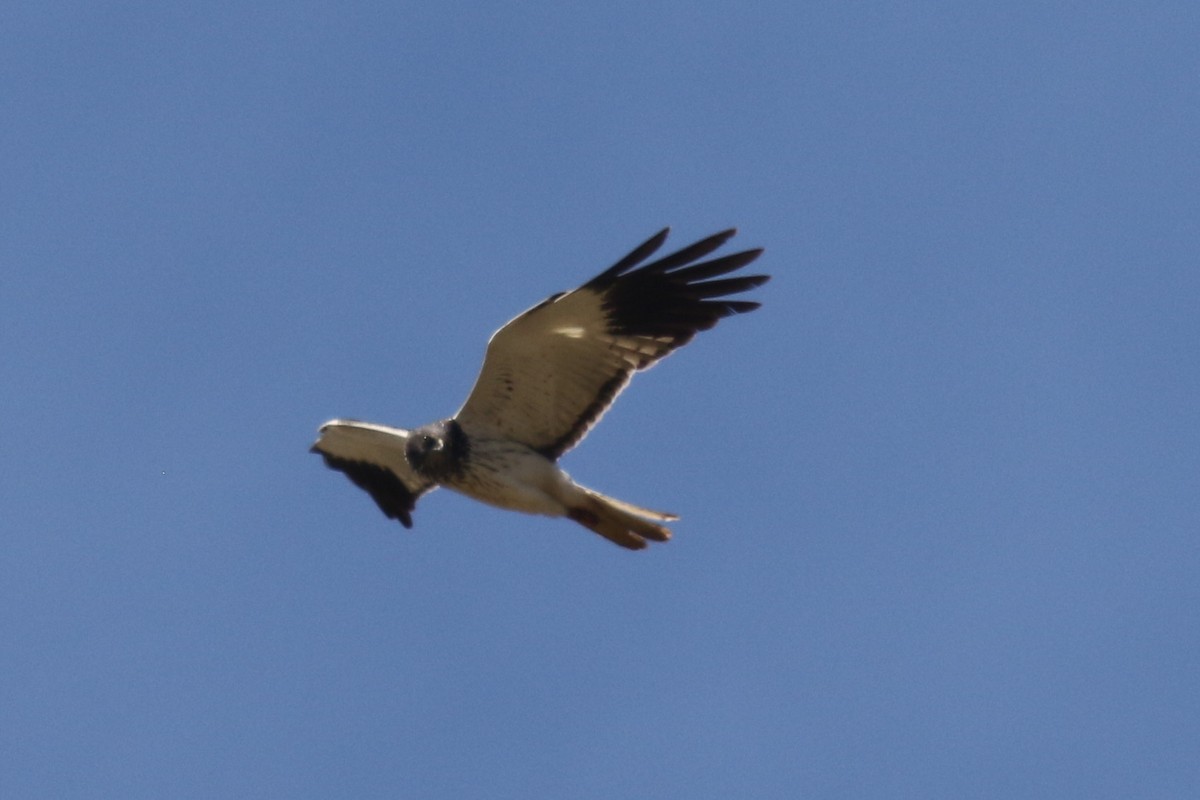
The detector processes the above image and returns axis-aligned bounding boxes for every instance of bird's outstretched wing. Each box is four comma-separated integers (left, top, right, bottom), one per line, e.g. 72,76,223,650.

455,228,768,460
310,420,436,528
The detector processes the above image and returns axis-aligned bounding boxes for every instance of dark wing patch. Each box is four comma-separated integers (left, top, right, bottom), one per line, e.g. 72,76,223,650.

597,248,766,344
313,450,425,529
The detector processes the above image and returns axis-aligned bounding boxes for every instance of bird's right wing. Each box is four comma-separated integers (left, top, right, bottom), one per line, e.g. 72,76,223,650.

310,420,436,528
455,228,768,460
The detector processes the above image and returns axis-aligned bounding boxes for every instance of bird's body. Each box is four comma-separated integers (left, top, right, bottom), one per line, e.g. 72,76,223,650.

312,228,767,550
414,423,570,517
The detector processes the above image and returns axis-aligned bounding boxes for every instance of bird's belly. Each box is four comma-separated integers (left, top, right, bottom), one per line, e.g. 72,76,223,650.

445,439,571,517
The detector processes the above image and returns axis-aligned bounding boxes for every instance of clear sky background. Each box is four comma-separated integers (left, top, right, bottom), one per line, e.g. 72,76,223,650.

3,3,1198,798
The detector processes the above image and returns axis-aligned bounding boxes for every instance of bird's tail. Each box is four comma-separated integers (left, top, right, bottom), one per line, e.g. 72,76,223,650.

567,487,678,550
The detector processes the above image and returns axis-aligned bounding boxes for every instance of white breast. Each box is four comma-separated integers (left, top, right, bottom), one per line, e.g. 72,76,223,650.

445,436,576,518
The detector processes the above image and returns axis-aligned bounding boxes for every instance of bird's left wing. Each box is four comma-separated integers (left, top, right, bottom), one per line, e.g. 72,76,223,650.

455,228,768,460
310,420,436,528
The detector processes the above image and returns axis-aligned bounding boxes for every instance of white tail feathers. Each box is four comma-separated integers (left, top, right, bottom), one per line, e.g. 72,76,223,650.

568,488,677,550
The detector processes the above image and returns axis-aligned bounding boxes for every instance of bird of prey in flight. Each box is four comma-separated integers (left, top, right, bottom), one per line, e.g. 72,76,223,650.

311,228,768,550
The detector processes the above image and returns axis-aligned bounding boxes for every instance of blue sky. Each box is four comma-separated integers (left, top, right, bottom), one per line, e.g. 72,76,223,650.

3,2,1198,797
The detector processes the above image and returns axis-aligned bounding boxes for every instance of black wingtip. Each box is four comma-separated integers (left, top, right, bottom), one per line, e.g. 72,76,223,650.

723,300,762,314
588,228,671,285
592,227,769,340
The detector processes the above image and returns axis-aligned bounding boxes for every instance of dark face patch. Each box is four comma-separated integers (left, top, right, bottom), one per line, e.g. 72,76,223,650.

406,419,469,481
404,432,435,470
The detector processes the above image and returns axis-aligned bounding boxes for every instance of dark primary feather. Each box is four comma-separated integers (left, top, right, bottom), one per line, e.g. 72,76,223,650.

585,227,730,284
589,230,768,356
594,227,671,277
312,450,424,528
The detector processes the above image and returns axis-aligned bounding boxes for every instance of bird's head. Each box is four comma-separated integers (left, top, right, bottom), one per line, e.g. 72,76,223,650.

405,428,443,472
405,419,465,478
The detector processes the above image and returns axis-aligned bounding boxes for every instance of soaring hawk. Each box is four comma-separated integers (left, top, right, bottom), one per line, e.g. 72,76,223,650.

311,228,768,549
